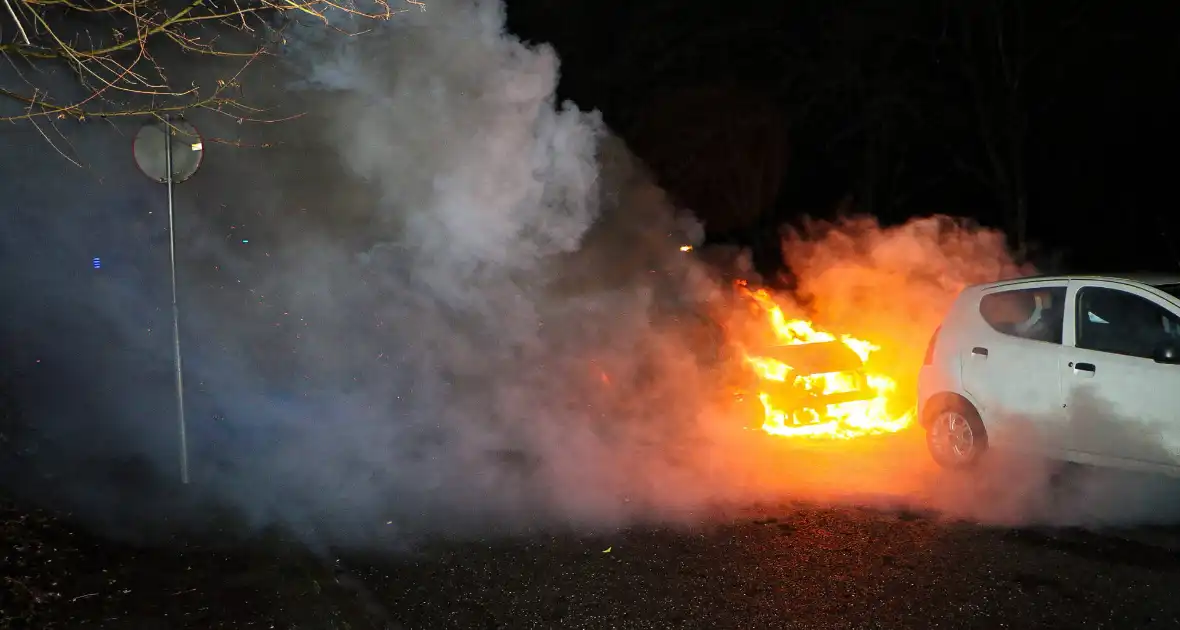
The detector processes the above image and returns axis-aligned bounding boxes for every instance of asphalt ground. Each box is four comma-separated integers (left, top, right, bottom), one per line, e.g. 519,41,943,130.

7,429,1180,629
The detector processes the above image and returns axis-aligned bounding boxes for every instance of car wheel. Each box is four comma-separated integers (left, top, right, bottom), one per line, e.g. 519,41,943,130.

926,400,988,469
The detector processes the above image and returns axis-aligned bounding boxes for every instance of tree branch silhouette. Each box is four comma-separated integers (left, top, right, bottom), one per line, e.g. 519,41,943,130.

0,0,424,124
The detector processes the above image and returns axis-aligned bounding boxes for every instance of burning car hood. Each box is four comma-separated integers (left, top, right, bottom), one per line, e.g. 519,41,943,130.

756,340,866,377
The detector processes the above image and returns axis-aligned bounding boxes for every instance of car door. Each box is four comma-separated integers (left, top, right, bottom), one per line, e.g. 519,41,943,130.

960,282,1069,453
1063,281,1180,466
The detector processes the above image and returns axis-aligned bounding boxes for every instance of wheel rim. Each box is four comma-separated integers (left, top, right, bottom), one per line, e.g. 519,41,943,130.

932,411,975,463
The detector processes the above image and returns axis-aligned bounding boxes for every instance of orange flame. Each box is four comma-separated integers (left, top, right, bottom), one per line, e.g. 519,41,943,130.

737,283,913,440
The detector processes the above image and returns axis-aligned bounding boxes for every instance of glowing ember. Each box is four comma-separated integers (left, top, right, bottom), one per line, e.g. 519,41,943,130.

737,283,913,440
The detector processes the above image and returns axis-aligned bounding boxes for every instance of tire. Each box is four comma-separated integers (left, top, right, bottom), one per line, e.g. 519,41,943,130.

925,398,989,469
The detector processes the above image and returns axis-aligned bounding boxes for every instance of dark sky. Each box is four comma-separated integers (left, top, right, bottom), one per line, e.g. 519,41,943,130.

505,0,1180,274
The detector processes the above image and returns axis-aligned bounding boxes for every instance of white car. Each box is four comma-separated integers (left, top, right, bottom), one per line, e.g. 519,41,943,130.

918,273,1180,474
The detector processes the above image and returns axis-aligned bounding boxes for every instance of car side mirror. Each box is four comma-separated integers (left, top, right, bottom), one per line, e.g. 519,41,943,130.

1153,342,1180,364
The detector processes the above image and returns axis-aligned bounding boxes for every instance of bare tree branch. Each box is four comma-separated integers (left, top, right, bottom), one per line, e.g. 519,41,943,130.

0,0,424,126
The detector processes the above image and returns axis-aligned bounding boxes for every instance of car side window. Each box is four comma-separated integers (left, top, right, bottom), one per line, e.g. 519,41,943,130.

979,287,1067,344
1075,287,1180,359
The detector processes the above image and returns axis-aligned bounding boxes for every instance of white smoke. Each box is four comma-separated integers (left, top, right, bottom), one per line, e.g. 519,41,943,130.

0,0,737,548
6,0,1175,551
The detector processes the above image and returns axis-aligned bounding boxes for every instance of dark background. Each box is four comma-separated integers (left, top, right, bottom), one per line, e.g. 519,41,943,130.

505,0,1180,275
4,0,1177,507
5,4,1180,627
2,1,1177,473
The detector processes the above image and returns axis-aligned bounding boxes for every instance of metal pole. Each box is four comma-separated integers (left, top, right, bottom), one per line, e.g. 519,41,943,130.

164,116,190,485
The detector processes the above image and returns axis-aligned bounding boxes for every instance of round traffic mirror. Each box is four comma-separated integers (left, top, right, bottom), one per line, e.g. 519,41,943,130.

133,118,204,184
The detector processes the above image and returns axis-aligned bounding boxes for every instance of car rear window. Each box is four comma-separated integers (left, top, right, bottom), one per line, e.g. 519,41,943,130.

978,286,1066,344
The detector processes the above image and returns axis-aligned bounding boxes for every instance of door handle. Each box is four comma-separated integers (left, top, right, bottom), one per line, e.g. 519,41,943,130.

971,347,989,357
1071,362,1096,377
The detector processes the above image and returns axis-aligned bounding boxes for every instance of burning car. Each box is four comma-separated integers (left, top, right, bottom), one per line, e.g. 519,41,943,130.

733,283,913,440
739,339,876,428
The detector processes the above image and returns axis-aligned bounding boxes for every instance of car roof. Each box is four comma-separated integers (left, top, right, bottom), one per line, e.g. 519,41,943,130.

972,272,1180,291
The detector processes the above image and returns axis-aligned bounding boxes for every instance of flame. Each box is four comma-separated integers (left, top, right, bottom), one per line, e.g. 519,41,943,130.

736,283,913,440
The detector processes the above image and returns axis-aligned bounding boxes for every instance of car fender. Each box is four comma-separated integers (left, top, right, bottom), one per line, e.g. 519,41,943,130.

918,344,983,430
919,389,984,430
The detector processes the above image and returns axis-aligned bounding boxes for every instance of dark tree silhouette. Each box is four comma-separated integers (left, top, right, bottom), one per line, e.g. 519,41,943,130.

933,0,1099,255
625,84,788,236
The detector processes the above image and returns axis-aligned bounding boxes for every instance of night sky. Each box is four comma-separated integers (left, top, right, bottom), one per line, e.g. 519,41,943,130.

506,0,1180,275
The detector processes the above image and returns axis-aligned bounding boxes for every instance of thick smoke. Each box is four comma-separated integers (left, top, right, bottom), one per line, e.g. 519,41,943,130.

4,0,1178,550
0,0,742,547
780,214,1032,405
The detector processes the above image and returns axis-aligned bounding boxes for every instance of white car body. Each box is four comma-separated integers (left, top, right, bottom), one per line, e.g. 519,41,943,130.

918,273,1180,474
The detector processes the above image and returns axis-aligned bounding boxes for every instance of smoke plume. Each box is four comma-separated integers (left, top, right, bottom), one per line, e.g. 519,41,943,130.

781,214,1031,405
0,0,738,548
3,0,1177,551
